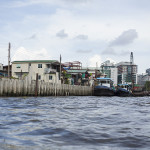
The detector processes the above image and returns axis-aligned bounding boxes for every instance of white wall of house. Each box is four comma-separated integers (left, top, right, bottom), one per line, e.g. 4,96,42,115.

12,61,60,83
111,68,118,85
0,63,3,70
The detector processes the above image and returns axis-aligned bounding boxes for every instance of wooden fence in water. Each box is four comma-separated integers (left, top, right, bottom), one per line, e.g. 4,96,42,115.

0,78,92,97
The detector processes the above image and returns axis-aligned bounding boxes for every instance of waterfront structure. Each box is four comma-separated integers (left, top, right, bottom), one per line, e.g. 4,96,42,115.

116,61,138,84
12,60,61,83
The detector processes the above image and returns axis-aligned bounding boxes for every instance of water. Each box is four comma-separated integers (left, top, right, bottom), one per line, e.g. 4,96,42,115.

0,96,150,150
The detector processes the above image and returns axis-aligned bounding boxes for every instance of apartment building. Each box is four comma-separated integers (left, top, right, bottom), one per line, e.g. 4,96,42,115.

100,60,118,85
12,60,61,83
116,62,138,84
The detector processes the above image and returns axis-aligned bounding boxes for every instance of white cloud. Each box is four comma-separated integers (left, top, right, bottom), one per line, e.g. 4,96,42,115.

56,29,68,38
89,55,101,67
12,47,51,61
102,47,116,55
75,34,88,40
110,29,138,46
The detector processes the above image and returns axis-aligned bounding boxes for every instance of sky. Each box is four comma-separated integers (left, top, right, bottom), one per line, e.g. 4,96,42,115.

0,0,150,73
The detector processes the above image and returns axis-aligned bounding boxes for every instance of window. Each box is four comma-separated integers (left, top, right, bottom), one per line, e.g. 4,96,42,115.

29,63,31,67
49,75,53,80
16,64,21,68
38,75,41,80
38,64,42,68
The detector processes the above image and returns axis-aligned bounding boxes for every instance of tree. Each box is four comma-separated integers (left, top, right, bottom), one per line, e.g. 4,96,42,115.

144,81,150,91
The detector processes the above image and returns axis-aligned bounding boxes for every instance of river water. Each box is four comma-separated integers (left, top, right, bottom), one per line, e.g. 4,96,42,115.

0,96,150,150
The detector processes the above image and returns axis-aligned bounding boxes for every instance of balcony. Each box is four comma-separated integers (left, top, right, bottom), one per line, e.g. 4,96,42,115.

44,68,57,74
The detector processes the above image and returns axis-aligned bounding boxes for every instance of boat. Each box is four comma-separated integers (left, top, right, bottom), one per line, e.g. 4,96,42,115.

93,78,115,96
115,84,132,97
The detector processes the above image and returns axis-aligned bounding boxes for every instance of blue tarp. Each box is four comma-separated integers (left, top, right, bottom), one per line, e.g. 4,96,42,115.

0,72,4,76
63,67,71,70
96,77,112,80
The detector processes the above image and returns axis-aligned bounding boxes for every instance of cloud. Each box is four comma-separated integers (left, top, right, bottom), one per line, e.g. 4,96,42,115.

75,34,88,40
101,47,116,55
28,33,37,39
12,47,51,61
101,47,130,56
62,0,90,4
56,29,68,38
9,0,90,8
76,49,92,53
110,29,138,46
89,55,101,67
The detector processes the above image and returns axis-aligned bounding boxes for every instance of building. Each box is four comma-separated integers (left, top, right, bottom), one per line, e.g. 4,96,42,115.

100,60,116,78
110,68,118,85
116,62,138,84
100,60,118,85
146,68,150,76
63,61,82,70
0,64,11,78
0,63,3,71
12,60,61,83
138,68,150,86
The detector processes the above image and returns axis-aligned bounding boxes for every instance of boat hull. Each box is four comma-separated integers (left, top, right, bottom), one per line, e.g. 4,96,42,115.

116,88,131,97
94,86,115,96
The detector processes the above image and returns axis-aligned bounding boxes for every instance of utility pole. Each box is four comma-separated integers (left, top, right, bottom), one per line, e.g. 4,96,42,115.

8,42,11,78
59,54,61,81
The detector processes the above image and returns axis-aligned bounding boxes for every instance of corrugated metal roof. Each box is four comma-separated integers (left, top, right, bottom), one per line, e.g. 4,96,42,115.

67,70,87,73
12,60,58,64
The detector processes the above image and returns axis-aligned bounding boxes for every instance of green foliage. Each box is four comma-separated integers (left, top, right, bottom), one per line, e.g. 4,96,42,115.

62,70,71,84
144,81,150,91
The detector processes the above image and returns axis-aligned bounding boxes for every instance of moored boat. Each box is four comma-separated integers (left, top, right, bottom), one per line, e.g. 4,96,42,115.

116,84,132,97
94,78,115,96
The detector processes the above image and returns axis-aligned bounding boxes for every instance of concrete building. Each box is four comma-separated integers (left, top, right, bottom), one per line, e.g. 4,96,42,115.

137,74,148,86
12,60,61,83
146,68,150,76
110,68,118,85
138,68,150,86
100,60,118,85
100,60,116,78
116,62,138,84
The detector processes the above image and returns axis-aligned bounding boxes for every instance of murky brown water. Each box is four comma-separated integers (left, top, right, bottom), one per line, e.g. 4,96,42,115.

0,96,150,150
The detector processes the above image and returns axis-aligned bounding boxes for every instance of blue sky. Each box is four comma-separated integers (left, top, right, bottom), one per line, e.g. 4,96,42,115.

0,0,150,73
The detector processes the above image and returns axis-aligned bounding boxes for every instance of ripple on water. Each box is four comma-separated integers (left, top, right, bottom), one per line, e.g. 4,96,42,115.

0,96,150,150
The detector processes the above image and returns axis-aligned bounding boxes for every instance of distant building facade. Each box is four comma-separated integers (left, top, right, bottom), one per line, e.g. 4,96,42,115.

100,60,118,85
110,68,118,85
146,68,150,76
137,74,150,86
116,62,138,84
138,68,150,86
12,60,61,83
